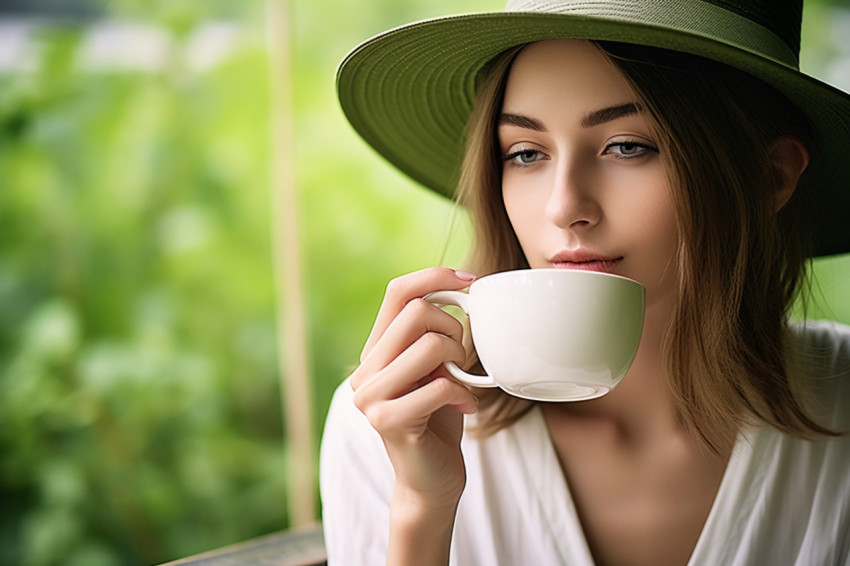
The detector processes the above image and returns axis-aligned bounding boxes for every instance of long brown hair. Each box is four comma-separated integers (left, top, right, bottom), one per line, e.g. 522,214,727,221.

455,41,838,451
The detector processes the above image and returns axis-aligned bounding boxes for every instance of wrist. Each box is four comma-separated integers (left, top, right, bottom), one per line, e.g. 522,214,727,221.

391,481,463,518
388,486,460,566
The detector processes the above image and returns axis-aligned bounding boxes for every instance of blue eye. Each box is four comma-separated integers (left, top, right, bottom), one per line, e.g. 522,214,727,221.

503,148,546,167
615,143,641,155
604,140,659,159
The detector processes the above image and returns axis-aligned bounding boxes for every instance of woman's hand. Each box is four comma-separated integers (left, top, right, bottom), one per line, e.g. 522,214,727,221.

351,267,479,565
350,267,478,511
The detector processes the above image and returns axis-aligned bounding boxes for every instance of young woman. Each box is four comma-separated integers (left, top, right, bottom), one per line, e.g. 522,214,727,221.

320,1,850,565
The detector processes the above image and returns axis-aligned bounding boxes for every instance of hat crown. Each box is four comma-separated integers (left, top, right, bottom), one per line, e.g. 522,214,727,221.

505,0,803,65
713,0,802,54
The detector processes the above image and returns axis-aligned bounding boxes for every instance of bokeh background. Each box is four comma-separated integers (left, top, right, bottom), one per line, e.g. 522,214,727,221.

1,0,849,564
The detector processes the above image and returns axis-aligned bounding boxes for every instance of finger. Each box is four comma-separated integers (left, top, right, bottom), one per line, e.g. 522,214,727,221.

366,377,478,438
353,330,466,406
356,298,464,383
361,267,476,362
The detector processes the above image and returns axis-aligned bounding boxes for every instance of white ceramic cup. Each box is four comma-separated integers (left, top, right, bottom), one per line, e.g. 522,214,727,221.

425,269,645,402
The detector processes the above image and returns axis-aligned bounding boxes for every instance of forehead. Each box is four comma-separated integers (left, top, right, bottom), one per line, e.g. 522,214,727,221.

502,39,637,112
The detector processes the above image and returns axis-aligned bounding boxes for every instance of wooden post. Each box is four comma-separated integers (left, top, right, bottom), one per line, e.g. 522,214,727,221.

266,0,317,527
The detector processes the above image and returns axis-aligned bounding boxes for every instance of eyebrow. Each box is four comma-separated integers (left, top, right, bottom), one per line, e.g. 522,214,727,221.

498,113,546,131
498,102,641,132
581,102,640,128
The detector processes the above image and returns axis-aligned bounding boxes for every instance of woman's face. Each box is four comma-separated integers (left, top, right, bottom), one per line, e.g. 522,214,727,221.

500,39,678,311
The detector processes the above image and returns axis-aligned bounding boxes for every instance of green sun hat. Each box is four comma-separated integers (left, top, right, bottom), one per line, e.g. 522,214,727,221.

337,0,850,257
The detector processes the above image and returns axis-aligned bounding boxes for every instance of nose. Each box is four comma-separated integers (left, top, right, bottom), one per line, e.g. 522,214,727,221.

544,155,601,229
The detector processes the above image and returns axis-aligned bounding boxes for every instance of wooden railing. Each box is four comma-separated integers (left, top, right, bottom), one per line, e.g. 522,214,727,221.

158,524,326,566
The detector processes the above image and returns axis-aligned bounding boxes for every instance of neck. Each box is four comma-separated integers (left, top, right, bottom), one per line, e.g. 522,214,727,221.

556,295,684,445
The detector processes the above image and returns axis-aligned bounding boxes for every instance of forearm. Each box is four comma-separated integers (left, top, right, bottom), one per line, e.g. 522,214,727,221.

386,486,460,566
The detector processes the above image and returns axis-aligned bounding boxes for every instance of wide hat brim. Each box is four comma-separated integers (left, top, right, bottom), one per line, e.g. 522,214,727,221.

337,10,850,257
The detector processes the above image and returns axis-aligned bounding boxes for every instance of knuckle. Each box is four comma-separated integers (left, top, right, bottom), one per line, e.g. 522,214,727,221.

406,297,433,318
364,404,392,432
351,387,368,413
387,276,406,296
446,314,465,338
450,341,467,365
429,376,455,396
415,331,466,366
350,363,377,392
418,331,446,352
385,275,407,298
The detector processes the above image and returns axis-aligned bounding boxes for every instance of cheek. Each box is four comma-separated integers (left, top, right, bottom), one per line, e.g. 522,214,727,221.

648,187,678,246
629,182,680,293
618,170,676,241
502,165,555,226
502,185,541,244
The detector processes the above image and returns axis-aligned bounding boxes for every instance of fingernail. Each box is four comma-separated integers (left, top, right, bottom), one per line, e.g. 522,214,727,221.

454,269,477,281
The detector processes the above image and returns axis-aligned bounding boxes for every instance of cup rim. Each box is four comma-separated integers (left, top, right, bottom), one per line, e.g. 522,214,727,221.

473,268,644,289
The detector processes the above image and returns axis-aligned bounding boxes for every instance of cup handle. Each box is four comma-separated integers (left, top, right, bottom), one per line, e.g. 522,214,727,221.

424,291,498,388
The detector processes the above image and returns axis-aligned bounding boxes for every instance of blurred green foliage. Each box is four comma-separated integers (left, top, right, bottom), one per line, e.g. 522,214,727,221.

0,0,848,565
0,16,285,566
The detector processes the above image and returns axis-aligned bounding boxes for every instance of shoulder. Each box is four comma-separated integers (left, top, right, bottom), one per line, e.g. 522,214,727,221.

788,320,850,428
789,319,850,358
708,322,850,563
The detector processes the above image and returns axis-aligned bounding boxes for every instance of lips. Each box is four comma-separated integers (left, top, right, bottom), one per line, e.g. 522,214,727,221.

548,250,623,272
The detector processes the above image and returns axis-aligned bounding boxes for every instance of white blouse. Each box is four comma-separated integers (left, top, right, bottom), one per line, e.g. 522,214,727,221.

320,321,850,565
